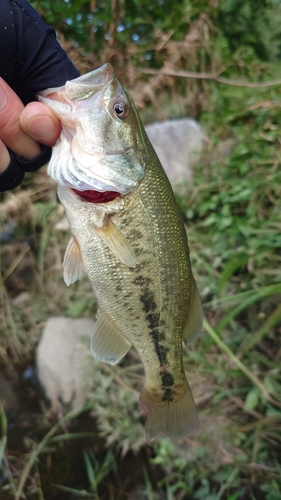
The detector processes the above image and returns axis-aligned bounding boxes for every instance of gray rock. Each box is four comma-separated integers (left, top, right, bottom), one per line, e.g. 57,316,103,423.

12,292,30,308
36,317,95,409
145,118,203,187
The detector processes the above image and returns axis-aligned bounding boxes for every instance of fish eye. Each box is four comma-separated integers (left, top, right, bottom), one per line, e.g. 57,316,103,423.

112,100,129,120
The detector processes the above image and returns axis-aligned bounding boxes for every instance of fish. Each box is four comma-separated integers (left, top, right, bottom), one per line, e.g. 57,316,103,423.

39,63,203,440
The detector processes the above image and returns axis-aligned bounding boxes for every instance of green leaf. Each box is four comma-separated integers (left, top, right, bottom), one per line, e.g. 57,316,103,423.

226,492,244,500
244,388,260,411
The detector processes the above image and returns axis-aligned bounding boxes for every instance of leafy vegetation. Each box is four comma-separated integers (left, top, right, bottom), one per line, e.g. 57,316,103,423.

0,0,281,498
31,0,281,64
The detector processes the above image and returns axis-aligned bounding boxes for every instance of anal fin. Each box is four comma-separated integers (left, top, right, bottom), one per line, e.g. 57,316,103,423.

96,218,136,268
63,236,86,286
91,309,132,365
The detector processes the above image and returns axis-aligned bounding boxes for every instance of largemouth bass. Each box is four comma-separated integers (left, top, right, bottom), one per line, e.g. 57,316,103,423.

39,64,203,439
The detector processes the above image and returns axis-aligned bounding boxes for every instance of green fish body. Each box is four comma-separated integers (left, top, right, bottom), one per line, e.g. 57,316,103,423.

40,64,203,439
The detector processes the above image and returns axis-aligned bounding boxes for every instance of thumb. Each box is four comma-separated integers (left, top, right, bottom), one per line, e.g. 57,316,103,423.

20,102,61,147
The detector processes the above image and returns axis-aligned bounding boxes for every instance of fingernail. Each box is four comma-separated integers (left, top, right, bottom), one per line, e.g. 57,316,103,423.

0,80,7,110
25,114,57,140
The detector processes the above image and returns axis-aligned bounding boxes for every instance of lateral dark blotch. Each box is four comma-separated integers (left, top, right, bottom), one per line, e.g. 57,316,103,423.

162,388,174,402
130,229,143,240
134,248,143,256
151,335,169,366
135,276,169,366
146,312,160,329
133,275,152,287
161,372,174,387
157,345,169,364
140,290,157,314
150,328,165,343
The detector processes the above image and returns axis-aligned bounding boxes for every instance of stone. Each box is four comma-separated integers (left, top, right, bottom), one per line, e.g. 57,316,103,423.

145,118,203,188
36,316,95,410
12,292,30,308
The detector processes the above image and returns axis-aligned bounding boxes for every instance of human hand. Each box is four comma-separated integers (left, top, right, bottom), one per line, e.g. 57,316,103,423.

0,77,61,175
0,0,79,191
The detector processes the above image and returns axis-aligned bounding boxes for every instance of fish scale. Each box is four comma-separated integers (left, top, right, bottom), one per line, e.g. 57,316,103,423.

40,63,203,439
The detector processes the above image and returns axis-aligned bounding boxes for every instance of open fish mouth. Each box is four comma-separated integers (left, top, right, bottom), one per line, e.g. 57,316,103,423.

72,188,121,204
57,184,123,208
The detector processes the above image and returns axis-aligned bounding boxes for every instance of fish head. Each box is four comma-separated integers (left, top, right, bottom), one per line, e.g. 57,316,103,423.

39,63,148,195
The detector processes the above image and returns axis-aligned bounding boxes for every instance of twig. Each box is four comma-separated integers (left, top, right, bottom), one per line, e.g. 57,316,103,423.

216,466,239,500
138,67,281,88
2,244,30,282
99,361,139,394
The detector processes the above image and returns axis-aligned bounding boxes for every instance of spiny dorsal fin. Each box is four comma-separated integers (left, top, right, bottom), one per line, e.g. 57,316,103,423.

91,309,132,365
63,236,86,286
95,218,136,268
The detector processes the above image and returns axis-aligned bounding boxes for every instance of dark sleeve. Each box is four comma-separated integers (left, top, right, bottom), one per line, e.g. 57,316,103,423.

0,0,80,192
0,0,80,105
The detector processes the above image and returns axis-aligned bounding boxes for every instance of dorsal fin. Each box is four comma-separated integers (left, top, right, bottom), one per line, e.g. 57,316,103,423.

182,281,203,344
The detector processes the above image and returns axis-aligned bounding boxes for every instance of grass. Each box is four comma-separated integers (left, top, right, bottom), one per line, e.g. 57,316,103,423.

0,43,281,500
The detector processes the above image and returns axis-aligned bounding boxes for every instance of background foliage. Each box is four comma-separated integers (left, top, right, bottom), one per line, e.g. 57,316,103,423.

31,0,281,63
0,0,281,498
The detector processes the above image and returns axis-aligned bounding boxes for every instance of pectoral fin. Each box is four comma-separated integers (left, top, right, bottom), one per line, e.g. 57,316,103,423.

91,309,132,365
63,236,86,286
96,218,136,268
182,281,203,344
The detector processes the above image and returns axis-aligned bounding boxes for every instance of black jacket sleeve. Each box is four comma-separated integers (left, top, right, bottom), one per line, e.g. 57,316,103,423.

0,0,80,191
0,0,80,105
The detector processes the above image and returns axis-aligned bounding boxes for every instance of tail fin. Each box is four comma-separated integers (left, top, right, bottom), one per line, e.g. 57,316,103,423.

140,381,199,440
